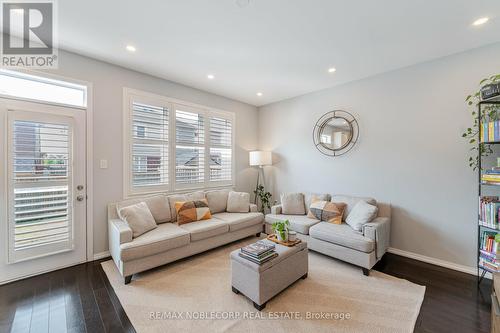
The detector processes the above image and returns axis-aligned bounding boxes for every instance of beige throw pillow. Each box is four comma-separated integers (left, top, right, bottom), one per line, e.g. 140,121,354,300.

206,189,230,213
227,191,250,213
345,201,378,231
281,193,306,215
116,195,171,223
118,202,157,238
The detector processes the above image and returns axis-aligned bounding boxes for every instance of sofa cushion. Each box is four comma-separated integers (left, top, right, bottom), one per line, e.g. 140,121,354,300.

304,193,331,212
179,219,229,241
265,214,320,235
175,199,212,225
331,195,377,221
120,223,190,261
227,191,250,213
116,195,171,224
345,201,378,231
309,222,375,253
212,212,263,232
281,193,306,215
206,189,230,213
118,202,157,238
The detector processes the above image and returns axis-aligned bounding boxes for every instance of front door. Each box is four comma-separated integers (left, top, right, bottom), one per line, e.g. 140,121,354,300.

0,99,87,283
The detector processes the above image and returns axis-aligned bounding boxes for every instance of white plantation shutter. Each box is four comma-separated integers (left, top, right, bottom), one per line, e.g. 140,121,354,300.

175,108,205,187
9,117,74,262
124,89,235,195
131,102,169,191
209,116,232,183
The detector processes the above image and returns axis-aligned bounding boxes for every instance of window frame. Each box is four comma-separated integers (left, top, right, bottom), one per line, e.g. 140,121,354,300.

123,88,235,198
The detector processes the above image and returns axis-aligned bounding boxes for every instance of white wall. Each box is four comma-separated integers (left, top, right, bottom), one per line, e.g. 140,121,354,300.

258,42,500,268
45,50,259,255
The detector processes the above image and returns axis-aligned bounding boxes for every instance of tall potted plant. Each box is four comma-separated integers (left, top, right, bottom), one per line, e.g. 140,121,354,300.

254,184,272,214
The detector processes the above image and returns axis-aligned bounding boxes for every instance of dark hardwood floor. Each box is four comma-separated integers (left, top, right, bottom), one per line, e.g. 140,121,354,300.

0,253,492,333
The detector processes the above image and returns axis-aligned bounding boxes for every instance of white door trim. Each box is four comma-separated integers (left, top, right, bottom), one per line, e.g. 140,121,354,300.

0,68,94,263
1,69,94,268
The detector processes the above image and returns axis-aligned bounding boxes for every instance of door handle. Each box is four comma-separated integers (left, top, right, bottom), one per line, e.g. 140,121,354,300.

76,195,85,202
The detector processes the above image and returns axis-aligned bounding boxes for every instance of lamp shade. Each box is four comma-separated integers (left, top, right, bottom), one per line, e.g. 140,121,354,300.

249,151,272,166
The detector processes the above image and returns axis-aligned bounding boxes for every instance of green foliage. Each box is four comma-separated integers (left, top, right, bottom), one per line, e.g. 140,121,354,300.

462,74,500,170
253,184,272,213
271,219,290,240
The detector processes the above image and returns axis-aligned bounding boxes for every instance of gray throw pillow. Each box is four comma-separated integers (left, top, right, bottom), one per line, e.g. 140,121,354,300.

118,202,157,238
345,201,378,231
281,193,306,215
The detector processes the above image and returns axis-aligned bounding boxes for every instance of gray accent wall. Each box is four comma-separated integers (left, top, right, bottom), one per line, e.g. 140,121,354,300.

258,42,500,268
45,50,259,255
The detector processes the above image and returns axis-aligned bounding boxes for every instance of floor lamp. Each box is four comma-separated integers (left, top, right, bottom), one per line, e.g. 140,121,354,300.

249,151,272,204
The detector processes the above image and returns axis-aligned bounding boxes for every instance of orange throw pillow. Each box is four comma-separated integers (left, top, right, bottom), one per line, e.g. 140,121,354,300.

175,199,212,225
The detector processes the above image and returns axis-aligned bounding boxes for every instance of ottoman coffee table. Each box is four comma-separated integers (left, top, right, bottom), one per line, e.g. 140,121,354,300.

230,240,308,311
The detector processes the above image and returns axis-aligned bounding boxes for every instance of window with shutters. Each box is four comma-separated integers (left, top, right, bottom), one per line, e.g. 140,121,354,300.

124,89,234,196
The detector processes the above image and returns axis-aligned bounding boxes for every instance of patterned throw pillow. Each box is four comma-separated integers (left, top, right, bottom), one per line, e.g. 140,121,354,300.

307,199,346,224
175,199,212,225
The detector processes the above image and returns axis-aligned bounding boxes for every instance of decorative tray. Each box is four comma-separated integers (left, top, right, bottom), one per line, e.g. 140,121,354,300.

266,234,301,247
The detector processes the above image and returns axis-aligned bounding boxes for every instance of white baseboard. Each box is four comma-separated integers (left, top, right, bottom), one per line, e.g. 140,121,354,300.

387,247,491,279
93,251,110,261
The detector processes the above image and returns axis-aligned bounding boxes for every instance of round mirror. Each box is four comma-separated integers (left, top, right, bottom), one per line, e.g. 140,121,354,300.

319,117,352,150
313,110,359,156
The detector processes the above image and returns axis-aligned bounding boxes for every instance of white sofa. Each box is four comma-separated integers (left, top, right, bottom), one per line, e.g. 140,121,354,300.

265,194,391,275
108,190,264,284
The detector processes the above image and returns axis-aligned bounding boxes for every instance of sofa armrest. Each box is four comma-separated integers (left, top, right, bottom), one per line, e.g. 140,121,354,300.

108,219,133,263
271,205,282,215
363,216,390,260
249,203,258,212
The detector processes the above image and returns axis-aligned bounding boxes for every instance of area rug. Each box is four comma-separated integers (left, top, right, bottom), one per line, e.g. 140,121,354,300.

102,237,425,333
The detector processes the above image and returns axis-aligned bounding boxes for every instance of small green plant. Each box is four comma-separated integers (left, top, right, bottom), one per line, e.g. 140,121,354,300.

272,220,290,241
253,184,272,213
462,74,500,170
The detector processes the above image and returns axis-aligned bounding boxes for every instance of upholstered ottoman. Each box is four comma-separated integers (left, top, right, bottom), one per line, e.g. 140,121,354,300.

230,240,308,310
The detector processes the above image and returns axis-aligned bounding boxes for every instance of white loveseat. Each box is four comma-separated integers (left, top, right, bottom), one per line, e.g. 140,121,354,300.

108,189,264,284
265,194,391,275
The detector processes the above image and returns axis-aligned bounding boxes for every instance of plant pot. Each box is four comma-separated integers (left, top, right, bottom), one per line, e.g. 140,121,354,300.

276,231,288,242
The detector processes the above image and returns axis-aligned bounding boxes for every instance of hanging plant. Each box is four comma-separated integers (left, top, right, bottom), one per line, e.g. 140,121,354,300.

462,74,500,170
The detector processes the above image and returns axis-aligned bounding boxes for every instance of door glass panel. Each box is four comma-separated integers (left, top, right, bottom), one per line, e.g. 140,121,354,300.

9,118,73,262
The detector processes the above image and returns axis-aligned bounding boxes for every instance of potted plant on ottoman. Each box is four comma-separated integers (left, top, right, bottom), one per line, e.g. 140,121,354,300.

272,220,290,242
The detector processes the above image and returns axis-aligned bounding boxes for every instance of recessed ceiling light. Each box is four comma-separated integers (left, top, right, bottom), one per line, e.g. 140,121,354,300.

126,45,136,52
256,92,263,97
328,67,337,73
473,17,489,26
207,74,215,80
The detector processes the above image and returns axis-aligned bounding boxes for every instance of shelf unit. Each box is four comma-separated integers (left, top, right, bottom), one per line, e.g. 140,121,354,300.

478,100,500,284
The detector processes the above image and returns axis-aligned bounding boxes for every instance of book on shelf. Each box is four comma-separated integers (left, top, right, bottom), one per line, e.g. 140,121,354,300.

480,230,498,253
479,229,499,273
479,196,500,228
480,120,500,143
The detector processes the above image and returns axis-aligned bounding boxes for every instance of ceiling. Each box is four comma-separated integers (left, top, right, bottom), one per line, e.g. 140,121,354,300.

58,0,500,106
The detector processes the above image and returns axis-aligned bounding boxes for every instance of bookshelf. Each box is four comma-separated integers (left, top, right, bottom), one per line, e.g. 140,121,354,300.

478,100,500,284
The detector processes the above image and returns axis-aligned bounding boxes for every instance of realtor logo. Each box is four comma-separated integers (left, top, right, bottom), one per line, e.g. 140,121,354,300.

1,0,58,68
